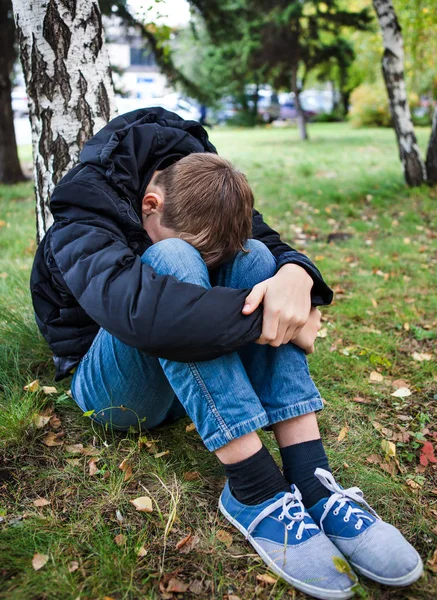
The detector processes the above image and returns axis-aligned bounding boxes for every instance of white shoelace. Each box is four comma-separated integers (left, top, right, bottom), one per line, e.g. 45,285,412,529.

315,468,380,533
247,487,319,541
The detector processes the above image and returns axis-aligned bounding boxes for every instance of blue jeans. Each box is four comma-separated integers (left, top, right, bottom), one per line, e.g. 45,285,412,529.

71,239,323,451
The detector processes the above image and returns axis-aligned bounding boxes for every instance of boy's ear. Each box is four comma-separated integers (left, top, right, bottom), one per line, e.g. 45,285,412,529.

141,192,162,216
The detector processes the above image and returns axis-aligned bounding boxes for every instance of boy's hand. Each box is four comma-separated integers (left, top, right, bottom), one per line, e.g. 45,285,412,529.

242,264,319,348
291,307,322,354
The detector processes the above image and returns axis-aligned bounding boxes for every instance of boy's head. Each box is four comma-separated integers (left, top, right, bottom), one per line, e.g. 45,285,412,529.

141,153,254,267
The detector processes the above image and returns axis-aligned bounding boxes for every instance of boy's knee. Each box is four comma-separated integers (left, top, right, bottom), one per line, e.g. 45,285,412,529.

237,239,277,281
141,238,209,284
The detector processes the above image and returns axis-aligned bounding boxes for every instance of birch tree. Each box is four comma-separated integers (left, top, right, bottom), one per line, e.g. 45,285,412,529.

372,0,426,187
426,108,437,185
12,0,116,242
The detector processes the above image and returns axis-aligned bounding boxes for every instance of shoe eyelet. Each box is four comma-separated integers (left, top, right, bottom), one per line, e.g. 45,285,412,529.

343,517,350,523
323,503,327,509
355,523,361,530
286,524,293,531
296,534,302,540
278,514,284,521
333,508,340,516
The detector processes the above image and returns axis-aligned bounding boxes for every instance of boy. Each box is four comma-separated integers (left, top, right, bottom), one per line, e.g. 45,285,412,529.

31,108,422,600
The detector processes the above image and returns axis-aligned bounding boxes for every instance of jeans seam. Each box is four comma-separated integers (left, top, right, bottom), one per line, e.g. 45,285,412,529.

266,397,324,424
204,412,269,451
187,362,233,443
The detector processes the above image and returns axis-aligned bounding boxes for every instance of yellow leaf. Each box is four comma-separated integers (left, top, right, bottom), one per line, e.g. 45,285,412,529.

412,352,432,362
130,496,153,513
114,534,126,546
256,573,277,585
24,379,40,392
381,439,396,458
0,220,6,227
185,422,196,432
317,327,328,338
88,457,100,476
65,444,84,454
33,414,51,429
68,561,79,573
33,498,50,507
42,386,57,395
216,529,233,547
32,553,49,571
42,431,63,447
154,450,170,459
337,426,349,442
332,556,357,582
137,546,148,557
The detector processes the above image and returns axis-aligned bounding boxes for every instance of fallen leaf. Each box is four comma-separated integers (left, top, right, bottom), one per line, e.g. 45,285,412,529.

369,371,384,383
137,546,148,557
68,561,79,573
391,387,412,398
33,498,50,507
412,352,432,362
166,577,189,593
177,534,199,554
154,451,170,459
256,573,278,585
366,454,382,464
176,533,193,550
130,496,153,513
49,415,62,429
420,442,437,467
216,529,233,547
119,459,133,480
427,549,437,573
65,444,84,454
88,457,100,476
183,471,200,481
33,414,51,429
185,422,196,432
380,461,398,475
42,386,57,395
188,580,204,595
392,379,409,389
24,379,39,392
114,534,126,546
381,439,396,458
405,479,421,490
337,426,349,442
42,431,64,447
317,328,328,338
81,446,101,456
228,596,242,600
352,396,372,404
32,553,49,571
66,458,80,467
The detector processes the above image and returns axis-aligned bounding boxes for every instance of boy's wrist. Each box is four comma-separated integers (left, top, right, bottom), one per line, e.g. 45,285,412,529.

277,263,314,290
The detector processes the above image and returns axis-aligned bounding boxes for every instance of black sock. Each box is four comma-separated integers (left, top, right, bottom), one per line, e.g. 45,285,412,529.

222,445,290,505
280,438,331,508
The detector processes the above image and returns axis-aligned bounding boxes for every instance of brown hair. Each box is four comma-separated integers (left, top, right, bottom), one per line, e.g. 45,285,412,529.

154,153,254,267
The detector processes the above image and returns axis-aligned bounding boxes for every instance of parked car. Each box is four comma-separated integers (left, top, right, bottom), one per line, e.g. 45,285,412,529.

116,93,200,121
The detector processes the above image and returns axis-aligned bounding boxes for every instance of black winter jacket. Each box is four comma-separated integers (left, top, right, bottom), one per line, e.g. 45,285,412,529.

30,107,333,381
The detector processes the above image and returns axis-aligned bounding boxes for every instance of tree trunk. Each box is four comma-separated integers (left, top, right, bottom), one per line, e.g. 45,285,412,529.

0,0,25,184
291,63,308,141
425,106,437,184
11,0,116,242
372,0,425,187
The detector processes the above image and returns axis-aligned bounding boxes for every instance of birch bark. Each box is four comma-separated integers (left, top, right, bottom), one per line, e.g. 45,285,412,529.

425,106,437,185
372,0,425,187
12,0,117,242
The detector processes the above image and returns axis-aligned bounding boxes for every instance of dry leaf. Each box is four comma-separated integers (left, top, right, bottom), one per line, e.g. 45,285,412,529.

137,546,148,557
392,379,409,389
380,461,398,475
183,471,200,481
427,549,437,573
216,529,233,547
176,533,193,550
228,596,242,600
65,444,84,454
49,415,62,429
185,422,196,432
188,580,204,595
405,479,421,490
366,454,382,464
66,458,80,467
381,439,396,458
369,371,384,383
154,451,170,459
166,578,189,593
42,431,64,447
32,553,49,571
352,396,371,404
176,534,199,554
119,459,133,480
68,561,79,573
33,498,50,507
317,328,328,338
88,457,100,476
33,414,51,429
114,534,126,546
371,297,378,308
337,426,349,442
256,573,278,585
24,379,40,392
42,386,57,395
130,496,153,513
391,387,412,398
81,446,101,456
412,352,432,362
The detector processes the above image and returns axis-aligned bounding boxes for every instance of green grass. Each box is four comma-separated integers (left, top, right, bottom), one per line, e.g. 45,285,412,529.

1,123,436,599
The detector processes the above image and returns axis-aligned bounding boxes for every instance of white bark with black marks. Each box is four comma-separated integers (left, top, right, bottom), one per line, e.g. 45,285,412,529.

12,0,116,242
372,0,425,187
425,106,437,184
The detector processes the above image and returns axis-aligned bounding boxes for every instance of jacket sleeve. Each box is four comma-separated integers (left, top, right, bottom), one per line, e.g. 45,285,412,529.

252,209,333,306
49,182,263,362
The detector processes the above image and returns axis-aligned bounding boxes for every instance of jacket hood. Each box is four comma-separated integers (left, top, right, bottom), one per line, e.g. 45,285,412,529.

79,106,216,212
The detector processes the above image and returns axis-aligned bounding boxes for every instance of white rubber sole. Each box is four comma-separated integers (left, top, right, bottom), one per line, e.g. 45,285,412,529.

351,555,424,587
219,496,356,600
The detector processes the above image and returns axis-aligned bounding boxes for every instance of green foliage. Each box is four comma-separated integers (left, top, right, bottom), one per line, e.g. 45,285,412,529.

349,83,392,128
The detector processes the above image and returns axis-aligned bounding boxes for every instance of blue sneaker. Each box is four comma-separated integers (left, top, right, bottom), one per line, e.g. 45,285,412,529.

308,469,423,587
219,482,357,600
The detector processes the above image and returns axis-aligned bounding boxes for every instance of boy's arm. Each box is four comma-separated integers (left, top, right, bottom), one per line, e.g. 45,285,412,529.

48,181,263,362
252,209,333,306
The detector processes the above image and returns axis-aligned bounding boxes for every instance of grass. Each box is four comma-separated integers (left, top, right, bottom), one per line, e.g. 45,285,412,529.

0,122,436,599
